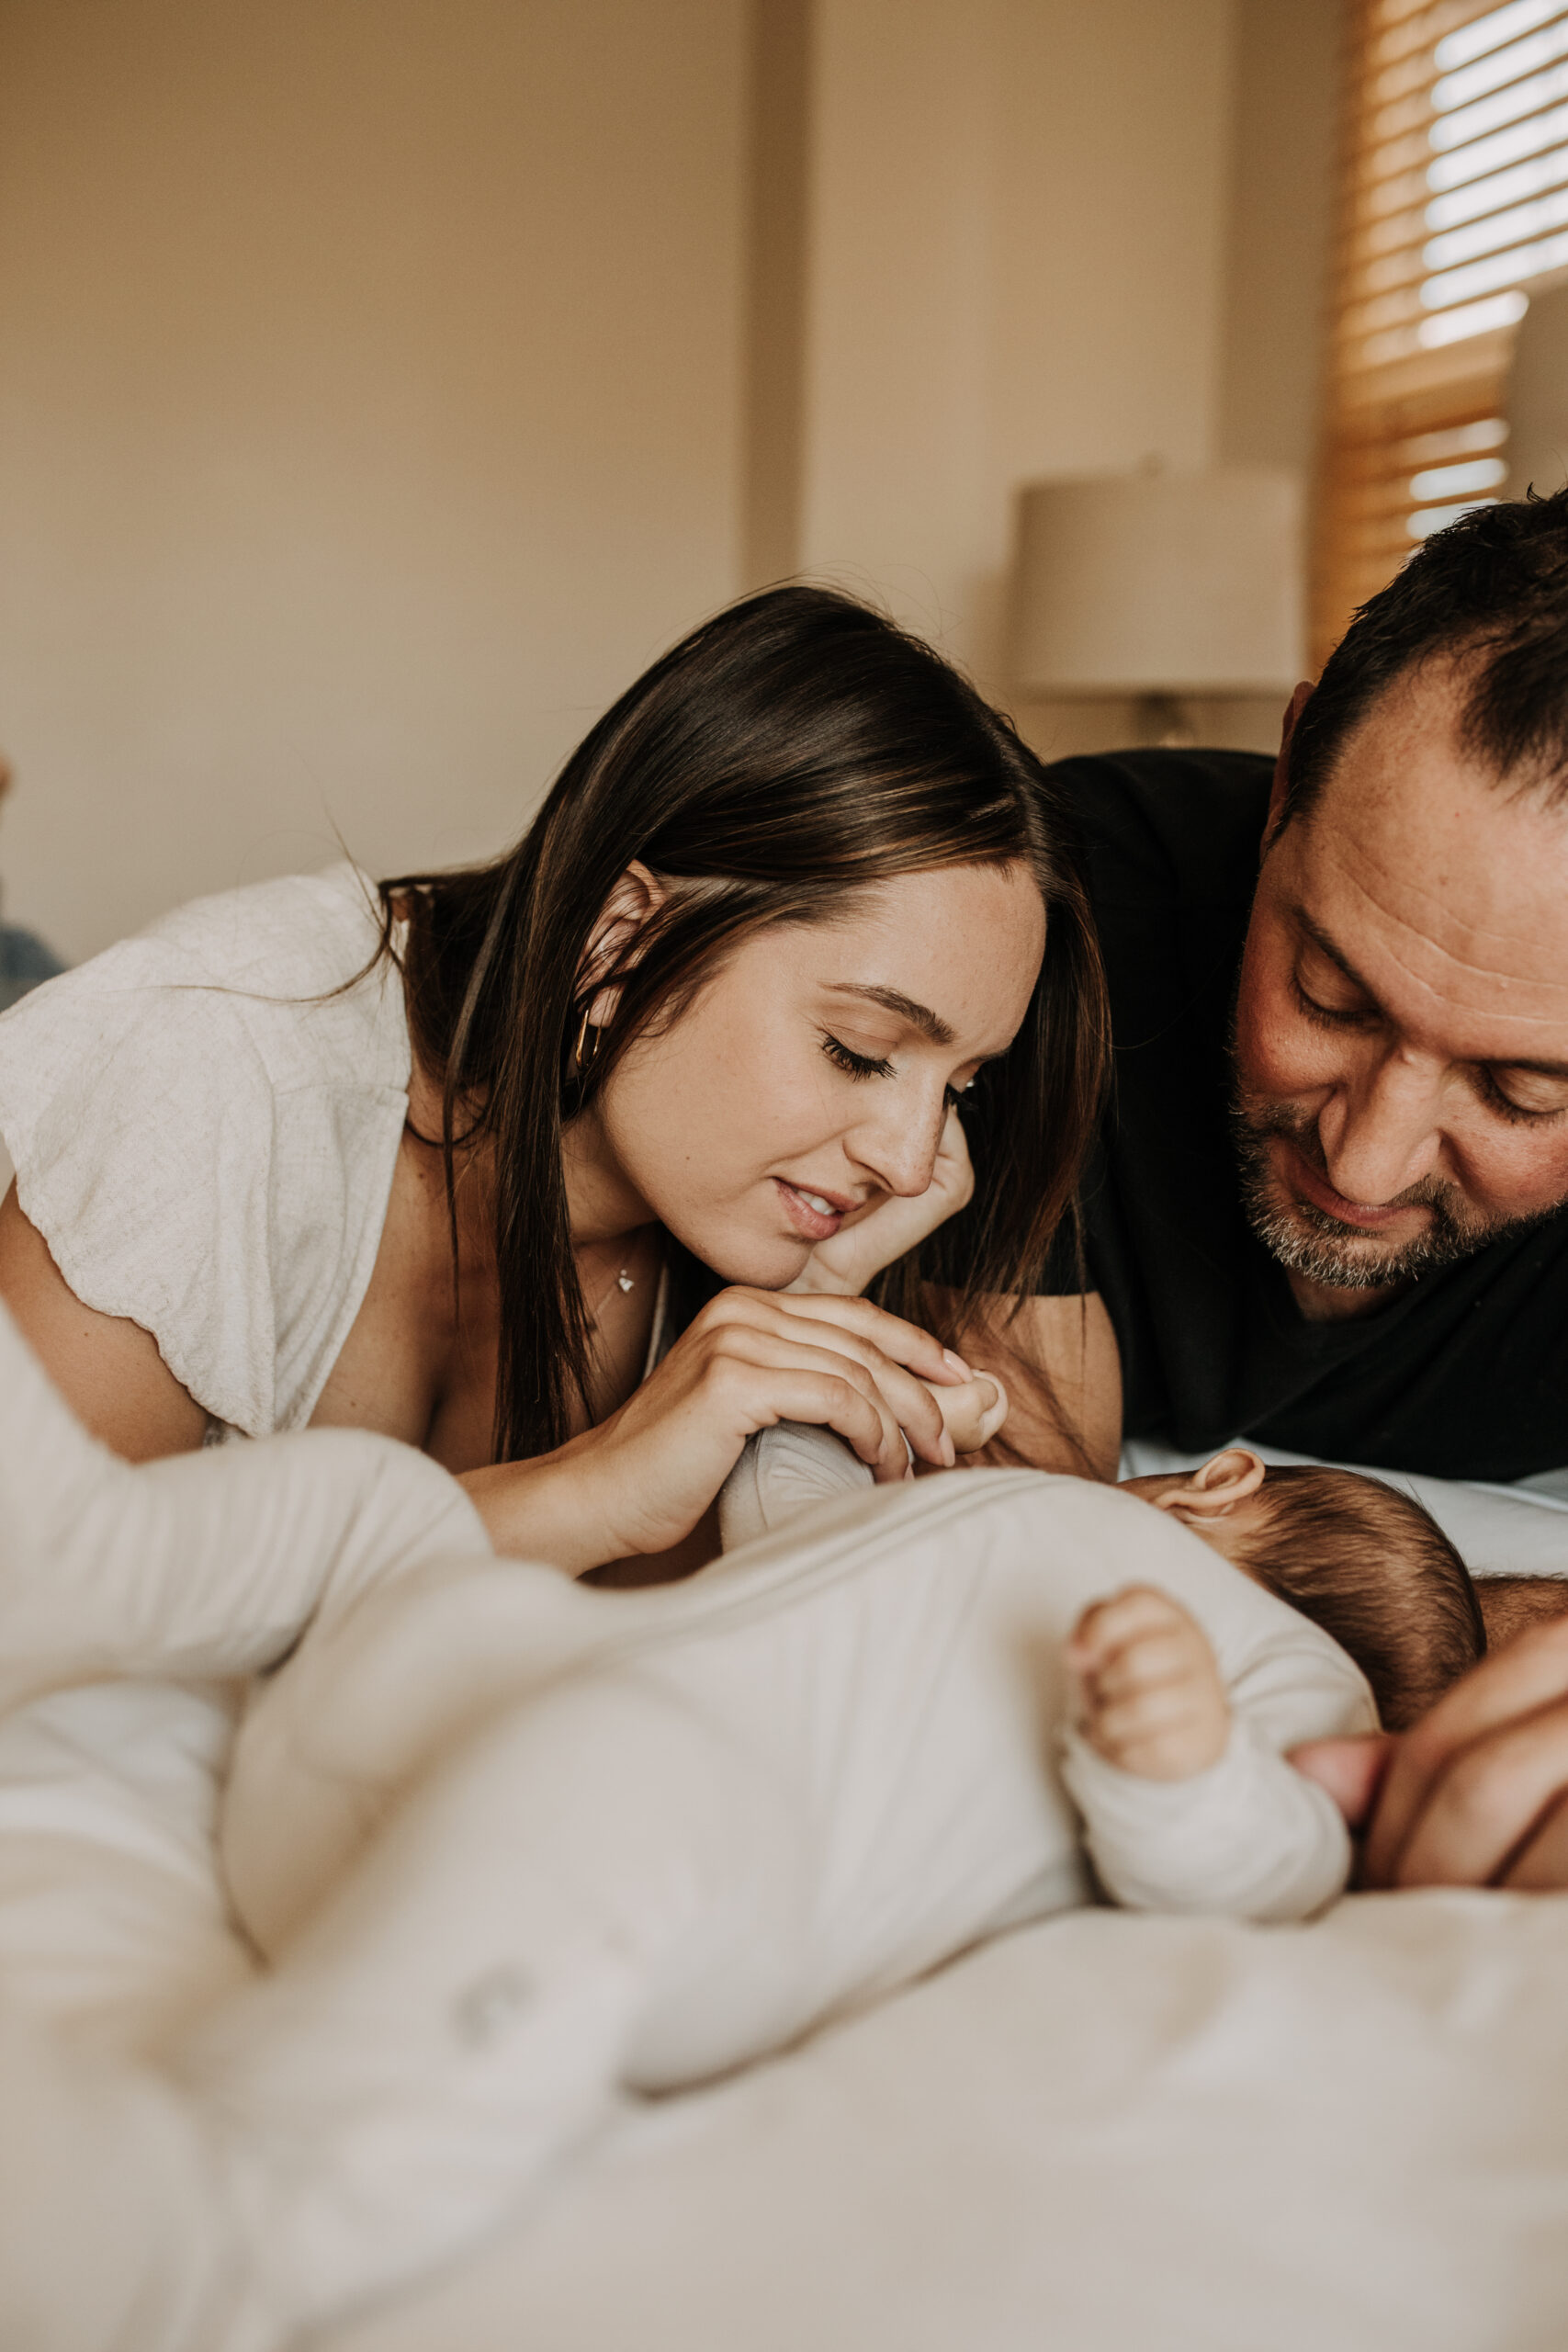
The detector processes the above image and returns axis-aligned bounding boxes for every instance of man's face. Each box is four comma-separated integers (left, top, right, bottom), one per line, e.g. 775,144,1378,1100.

1231,663,1568,1294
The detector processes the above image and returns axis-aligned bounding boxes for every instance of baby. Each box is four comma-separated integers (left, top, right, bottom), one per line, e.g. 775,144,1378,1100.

722,1410,1486,1741
0,1298,1490,2351
186,1420,1484,2332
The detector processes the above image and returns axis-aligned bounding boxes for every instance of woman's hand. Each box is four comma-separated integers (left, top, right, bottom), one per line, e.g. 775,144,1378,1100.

1292,1614,1568,1890
789,1106,974,1298
463,1286,969,1573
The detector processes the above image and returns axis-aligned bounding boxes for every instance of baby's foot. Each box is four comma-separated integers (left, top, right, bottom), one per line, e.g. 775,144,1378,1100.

931,1373,1008,1454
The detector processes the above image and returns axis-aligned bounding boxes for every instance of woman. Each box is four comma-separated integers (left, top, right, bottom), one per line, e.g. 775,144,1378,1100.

0,588,1107,1575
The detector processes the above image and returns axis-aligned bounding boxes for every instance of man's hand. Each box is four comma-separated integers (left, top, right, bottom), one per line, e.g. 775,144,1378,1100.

1292,1613,1568,1890
1069,1585,1231,1781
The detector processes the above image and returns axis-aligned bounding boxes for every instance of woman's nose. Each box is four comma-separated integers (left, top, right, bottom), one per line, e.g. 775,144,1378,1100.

847,1095,945,1198
1317,1049,1444,1204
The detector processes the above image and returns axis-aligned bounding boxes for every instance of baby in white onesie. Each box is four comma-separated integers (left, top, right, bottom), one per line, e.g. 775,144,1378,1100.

187,1420,1484,2334
0,1301,1491,2352
721,1414,1487,1737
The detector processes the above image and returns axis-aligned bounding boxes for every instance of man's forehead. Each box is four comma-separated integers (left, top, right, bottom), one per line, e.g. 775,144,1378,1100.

1279,685,1568,1049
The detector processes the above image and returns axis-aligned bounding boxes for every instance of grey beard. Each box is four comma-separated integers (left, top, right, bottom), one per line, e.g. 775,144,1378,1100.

1229,1096,1558,1290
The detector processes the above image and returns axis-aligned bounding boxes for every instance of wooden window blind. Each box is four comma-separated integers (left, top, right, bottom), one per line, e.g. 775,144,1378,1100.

1315,0,1568,665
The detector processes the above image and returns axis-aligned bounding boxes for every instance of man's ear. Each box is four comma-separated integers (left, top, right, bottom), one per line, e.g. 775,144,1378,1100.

1262,681,1314,857
577,861,668,1024
1150,1446,1268,1520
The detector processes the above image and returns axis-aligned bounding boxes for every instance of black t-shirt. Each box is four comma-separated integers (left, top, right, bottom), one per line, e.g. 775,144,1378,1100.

1038,747,1568,1481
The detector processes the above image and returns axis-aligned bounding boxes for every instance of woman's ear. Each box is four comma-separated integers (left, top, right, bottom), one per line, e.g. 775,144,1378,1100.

1150,1446,1268,1519
577,861,668,1023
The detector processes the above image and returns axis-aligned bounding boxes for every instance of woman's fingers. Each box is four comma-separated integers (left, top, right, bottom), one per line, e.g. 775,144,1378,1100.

698,1291,956,1464
789,1110,976,1299
740,1368,908,1482
706,1287,964,1384
928,1103,976,1211
698,1327,910,1477
1361,1615,1568,1887
577,1282,968,1563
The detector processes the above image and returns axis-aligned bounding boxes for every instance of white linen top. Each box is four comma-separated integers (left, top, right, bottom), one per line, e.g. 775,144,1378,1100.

0,865,411,1438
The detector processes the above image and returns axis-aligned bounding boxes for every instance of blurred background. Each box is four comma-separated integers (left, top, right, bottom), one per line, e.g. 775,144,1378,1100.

0,0,1562,964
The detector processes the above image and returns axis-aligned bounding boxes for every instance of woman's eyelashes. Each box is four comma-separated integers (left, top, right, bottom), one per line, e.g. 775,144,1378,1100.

820,1033,895,1082
820,1031,976,1109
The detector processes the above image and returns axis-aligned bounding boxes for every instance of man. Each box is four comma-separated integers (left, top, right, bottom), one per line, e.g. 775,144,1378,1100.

980,484,1568,1888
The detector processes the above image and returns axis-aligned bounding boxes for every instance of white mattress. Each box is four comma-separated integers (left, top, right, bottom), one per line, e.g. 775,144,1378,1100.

325,1894,1568,2352
3,1470,1568,2349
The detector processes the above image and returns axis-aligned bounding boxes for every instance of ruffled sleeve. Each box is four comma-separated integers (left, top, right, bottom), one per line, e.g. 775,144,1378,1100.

0,866,411,1438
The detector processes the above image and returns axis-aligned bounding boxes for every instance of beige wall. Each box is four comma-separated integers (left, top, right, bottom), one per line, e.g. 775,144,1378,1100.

0,0,1342,961
1220,0,1339,476
0,0,747,960
796,0,1236,715
785,0,1330,763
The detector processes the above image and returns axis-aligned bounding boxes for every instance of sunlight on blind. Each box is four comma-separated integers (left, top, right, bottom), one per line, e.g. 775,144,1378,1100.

1315,0,1568,664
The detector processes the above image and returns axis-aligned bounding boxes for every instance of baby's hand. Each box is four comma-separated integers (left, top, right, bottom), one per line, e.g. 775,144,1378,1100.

931,1370,1008,1455
1068,1586,1231,1781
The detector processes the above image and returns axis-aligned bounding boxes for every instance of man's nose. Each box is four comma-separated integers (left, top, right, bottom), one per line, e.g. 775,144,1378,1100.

848,1096,944,1199
1317,1050,1444,1204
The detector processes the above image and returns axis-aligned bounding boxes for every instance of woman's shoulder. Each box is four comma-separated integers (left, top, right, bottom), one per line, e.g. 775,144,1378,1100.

1,863,410,1092
0,864,413,1437
68,860,393,1011
130,860,384,978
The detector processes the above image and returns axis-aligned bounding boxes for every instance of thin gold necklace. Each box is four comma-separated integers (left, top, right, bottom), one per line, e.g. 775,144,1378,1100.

581,1238,637,1322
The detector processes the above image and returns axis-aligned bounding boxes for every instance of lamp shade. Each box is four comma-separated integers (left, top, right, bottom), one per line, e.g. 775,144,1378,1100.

1012,465,1304,697
1507,279,1568,499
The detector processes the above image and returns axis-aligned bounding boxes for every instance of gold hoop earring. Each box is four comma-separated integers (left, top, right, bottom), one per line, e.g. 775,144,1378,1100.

573,1005,600,1071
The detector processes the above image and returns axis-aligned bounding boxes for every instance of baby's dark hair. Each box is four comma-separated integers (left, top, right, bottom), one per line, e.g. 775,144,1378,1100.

1235,1467,1485,1730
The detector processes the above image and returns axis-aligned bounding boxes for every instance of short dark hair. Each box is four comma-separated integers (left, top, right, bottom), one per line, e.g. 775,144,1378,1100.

1236,1466,1484,1730
1282,486,1568,830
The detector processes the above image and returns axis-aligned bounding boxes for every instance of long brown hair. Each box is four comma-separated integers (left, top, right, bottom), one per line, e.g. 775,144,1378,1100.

380,585,1109,1464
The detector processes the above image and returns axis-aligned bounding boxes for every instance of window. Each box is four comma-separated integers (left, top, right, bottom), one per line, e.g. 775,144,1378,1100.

1315,0,1568,664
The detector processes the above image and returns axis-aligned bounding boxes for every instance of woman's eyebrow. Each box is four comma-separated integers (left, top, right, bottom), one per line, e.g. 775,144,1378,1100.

824,981,955,1047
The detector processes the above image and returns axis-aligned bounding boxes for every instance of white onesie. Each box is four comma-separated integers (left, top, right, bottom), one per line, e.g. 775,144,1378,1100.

197,1430,1374,2328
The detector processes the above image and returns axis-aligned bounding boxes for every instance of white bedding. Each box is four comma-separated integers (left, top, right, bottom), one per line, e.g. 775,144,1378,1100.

3,1464,1568,2347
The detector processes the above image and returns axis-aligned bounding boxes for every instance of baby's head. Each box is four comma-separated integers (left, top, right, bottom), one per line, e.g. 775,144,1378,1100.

1122,1449,1485,1729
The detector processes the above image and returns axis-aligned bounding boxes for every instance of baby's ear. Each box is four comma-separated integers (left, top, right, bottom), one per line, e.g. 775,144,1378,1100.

1153,1446,1267,1519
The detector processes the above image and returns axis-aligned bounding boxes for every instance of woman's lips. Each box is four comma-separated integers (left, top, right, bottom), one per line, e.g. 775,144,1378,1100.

775,1178,850,1242
1281,1141,1414,1231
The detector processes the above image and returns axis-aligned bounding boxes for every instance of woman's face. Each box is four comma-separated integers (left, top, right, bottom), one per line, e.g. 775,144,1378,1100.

574,863,1047,1282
